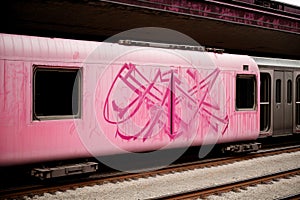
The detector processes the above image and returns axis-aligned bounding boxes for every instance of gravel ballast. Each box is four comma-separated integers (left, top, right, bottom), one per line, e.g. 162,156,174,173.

207,175,300,200
25,151,300,200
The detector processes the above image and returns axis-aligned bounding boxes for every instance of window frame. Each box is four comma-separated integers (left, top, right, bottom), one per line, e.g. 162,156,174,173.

32,66,82,121
260,72,271,132
235,74,257,111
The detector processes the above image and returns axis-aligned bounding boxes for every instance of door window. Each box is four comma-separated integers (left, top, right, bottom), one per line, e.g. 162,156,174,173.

296,75,300,126
260,73,271,131
276,79,281,103
287,80,292,104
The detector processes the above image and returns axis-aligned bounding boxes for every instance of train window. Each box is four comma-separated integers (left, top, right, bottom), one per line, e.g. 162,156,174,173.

297,76,300,126
260,73,271,131
236,75,256,110
33,67,81,120
276,79,281,103
287,80,292,104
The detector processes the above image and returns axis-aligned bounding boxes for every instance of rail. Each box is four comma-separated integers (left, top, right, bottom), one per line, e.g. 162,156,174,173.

1,145,299,199
152,168,300,199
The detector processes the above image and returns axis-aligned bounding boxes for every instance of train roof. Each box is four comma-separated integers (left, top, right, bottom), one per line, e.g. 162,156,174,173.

0,33,259,72
252,56,300,69
0,33,99,62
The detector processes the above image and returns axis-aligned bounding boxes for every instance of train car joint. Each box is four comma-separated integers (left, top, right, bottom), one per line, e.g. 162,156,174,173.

221,143,261,154
31,162,98,180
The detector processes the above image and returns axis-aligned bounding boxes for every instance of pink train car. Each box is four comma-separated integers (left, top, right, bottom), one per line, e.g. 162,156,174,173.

0,34,261,167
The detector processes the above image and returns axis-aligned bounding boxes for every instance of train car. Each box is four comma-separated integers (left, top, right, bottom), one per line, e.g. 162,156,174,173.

253,57,300,136
2,33,297,177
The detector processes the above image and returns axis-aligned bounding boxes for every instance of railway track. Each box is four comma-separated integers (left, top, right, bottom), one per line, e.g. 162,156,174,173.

1,145,299,199
277,193,300,200
153,168,300,200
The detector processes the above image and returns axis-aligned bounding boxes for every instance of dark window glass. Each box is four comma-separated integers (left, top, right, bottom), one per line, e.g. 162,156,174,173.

260,73,270,103
236,75,256,109
33,67,81,120
260,73,271,131
297,76,300,126
276,79,281,103
287,80,292,104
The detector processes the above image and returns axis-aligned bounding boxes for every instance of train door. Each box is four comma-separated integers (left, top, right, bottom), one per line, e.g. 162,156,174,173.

260,70,272,136
294,71,300,133
273,71,293,135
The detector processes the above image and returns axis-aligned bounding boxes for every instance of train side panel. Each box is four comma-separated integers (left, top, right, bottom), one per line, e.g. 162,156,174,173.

0,34,261,166
0,34,99,166
0,59,91,165
253,57,300,137
89,50,260,155
212,54,260,143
